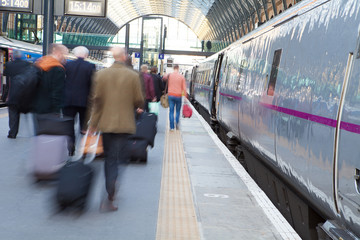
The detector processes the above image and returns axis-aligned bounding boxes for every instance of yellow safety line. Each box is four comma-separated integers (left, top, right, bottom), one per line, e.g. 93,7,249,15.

156,117,201,240
0,113,8,118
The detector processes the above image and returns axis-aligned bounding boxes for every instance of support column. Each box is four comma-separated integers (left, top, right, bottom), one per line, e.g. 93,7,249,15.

125,23,130,54
43,0,54,55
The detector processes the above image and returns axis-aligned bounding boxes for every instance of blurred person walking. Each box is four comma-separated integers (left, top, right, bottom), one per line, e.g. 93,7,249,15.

140,65,156,112
3,50,30,138
64,46,95,154
150,66,164,102
30,44,73,180
33,44,69,114
164,64,187,131
89,47,144,211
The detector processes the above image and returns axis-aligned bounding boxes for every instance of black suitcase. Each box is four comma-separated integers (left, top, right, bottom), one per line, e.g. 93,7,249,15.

56,161,94,212
133,112,157,147
129,138,148,162
36,113,74,137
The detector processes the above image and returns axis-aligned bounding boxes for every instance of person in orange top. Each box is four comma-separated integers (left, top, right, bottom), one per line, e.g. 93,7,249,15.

164,64,187,131
33,44,68,114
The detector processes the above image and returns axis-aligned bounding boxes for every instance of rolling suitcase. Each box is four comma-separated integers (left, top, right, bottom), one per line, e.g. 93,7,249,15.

128,112,157,162
129,138,149,162
31,135,68,180
56,160,94,212
133,112,157,147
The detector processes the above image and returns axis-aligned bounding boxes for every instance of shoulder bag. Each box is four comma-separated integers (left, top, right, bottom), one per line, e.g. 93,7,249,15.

160,76,169,108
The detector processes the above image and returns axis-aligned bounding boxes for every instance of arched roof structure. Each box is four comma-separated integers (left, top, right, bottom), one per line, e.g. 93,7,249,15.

107,0,300,42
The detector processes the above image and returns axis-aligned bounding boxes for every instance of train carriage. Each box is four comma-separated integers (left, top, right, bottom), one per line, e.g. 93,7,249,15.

191,0,360,239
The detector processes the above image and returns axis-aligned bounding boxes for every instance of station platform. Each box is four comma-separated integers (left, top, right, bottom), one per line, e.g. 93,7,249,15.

0,102,300,240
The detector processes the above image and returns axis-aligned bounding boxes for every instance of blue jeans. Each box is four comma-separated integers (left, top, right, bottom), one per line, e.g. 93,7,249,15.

168,96,182,130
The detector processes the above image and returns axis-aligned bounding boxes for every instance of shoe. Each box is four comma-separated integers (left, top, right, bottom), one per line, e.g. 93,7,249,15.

100,198,118,212
68,146,75,156
170,129,175,132
7,135,16,139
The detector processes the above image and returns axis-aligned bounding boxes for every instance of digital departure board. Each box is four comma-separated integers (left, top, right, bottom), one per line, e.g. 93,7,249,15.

0,0,33,13
64,0,106,17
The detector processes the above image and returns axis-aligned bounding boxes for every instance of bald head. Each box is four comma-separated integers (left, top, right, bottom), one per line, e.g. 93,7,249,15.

111,47,127,62
49,44,68,64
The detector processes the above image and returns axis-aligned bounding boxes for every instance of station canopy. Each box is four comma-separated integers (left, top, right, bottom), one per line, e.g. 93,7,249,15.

107,0,296,42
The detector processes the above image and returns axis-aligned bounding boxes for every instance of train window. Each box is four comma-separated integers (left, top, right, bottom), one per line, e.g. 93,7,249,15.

225,64,232,86
236,60,246,91
267,49,282,96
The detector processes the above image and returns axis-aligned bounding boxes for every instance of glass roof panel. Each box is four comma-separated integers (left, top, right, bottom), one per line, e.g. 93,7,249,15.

106,0,295,41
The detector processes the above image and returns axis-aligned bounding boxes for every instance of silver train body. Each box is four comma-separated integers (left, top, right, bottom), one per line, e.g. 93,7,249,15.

188,0,360,238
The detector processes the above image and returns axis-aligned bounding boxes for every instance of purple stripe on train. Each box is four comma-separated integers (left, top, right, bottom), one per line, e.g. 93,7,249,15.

218,92,360,134
260,102,337,128
220,92,243,101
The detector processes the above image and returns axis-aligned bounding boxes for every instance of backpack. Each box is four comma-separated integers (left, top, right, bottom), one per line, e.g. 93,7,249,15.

7,65,42,113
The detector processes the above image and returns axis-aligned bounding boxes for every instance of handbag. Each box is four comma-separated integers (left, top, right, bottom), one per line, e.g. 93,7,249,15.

77,131,104,164
160,77,169,108
36,113,74,137
148,101,160,115
160,94,169,108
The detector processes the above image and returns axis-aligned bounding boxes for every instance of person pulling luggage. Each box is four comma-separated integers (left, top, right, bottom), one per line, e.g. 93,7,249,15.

89,47,144,211
163,64,187,131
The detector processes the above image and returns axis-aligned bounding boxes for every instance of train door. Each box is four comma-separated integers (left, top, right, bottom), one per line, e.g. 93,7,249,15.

217,54,227,121
211,53,223,119
190,66,197,99
335,50,360,227
0,48,7,101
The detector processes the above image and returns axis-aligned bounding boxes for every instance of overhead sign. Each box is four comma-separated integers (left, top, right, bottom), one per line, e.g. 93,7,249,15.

64,0,106,17
158,53,164,60
0,0,33,13
134,52,140,58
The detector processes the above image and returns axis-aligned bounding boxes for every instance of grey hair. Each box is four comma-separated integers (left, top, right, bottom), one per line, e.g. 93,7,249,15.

72,46,89,58
140,64,148,72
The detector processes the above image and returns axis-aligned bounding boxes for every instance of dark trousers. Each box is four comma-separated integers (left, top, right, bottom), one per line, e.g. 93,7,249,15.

102,133,130,198
63,106,87,153
63,106,87,131
8,105,20,137
144,99,152,112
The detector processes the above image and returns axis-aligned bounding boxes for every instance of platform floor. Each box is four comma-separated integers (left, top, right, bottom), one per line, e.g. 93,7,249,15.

0,102,300,240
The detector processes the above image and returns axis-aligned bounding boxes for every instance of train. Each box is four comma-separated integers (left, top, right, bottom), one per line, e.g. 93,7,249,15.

186,0,360,239
0,36,104,102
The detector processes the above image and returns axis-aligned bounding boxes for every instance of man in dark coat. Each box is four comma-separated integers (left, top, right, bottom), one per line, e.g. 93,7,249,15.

150,66,164,102
33,44,68,114
4,50,30,138
64,46,95,134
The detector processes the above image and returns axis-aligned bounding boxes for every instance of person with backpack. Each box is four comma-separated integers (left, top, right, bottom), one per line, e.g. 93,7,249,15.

33,44,68,115
4,50,31,138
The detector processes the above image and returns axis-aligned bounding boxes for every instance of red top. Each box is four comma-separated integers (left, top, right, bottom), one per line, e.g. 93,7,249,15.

166,72,186,97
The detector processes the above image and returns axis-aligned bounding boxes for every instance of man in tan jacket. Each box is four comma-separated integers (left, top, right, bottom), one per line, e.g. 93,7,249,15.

89,47,144,211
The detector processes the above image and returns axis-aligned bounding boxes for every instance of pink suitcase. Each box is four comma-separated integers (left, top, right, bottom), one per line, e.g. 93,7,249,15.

31,135,68,180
